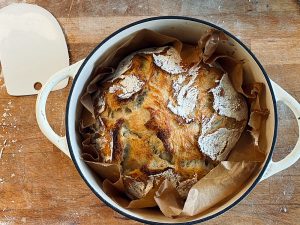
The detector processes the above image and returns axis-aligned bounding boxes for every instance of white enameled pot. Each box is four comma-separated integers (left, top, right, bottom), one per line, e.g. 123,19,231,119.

35,17,300,224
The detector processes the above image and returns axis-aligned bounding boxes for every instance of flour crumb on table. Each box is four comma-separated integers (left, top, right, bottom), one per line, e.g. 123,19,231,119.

280,206,288,213
0,100,20,158
0,139,7,159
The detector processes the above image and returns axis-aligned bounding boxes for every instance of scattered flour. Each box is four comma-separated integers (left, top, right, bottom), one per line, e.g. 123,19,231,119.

201,114,218,134
280,206,288,213
125,176,154,199
199,78,247,161
95,93,105,115
126,168,183,199
109,131,114,161
188,64,201,76
112,47,167,81
211,73,247,121
172,75,186,96
168,74,199,123
139,47,167,55
0,139,7,159
109,75,145,99
198,127,241,161
0,100,21,159
153,47,186,74
152,47,202,123
151,168,181,185
111,54,133,81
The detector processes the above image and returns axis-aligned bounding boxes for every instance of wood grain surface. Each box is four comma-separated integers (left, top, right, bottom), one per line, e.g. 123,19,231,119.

0,0,299,224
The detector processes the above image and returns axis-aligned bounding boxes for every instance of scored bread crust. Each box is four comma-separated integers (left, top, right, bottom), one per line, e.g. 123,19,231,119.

91,47,248,199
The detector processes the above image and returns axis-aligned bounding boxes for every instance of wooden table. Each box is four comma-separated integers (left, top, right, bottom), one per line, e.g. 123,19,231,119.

0,0,299,224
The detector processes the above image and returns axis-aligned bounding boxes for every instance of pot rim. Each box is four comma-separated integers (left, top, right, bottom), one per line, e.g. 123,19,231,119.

65,16,278,225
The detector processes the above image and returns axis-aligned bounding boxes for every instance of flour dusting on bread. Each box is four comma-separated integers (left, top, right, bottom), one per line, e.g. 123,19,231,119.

211,73,248,121
112,47,168,80
172,75,186,95
188,64,201,76
153,47,186,74
198,127,241,161
168,74,199,123
109,75,145,99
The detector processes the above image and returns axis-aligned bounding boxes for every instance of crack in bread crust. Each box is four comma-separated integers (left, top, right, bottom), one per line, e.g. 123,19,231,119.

111,119,124,163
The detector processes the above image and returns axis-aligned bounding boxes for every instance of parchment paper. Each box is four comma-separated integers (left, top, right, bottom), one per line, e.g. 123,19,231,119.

79,29,269,218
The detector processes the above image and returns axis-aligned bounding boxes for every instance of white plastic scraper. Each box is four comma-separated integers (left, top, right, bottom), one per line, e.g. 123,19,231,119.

0,3,69,96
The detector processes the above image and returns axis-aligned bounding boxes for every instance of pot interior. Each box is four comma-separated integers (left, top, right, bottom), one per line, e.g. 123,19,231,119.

66,17,276,224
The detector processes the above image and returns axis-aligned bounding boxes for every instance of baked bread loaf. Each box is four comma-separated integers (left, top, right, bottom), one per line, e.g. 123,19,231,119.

90,46,248,199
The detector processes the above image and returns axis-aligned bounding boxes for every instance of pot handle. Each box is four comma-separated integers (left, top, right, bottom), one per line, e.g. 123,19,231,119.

35,60,84,158
260,80,300,181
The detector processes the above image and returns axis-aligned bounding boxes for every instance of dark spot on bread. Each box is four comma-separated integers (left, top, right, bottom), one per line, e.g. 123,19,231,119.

124,107,132,113
112,119,124,163
122,144,130,161
220,88,225,96
141,165,171,176
94,133,100,139
156,131,173,154
135,91,147,107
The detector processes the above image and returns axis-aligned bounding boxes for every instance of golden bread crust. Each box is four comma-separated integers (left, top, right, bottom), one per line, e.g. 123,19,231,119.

91,47,248,199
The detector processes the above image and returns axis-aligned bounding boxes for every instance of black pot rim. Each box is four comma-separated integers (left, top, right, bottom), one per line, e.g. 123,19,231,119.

66,16,278,225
